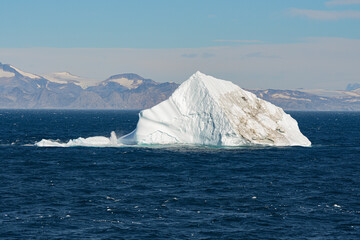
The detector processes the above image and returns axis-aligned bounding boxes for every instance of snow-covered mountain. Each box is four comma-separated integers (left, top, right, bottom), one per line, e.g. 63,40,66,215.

248,88,360,111
0,62,41,80
101,73,158,89
1,62,360,110
43,72,98,89
8,65,42,79
0,62,178,109
0,63,83,108
346,83,360,91
87,73,159,99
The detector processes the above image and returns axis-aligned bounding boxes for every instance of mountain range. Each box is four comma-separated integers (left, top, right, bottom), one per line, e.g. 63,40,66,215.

249,88,360,111
0,62,178,110
1,62,360,111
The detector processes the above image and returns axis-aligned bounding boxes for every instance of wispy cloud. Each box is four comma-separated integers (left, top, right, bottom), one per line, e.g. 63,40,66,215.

213,40,264,43
289,8,360,20
202,52,215,58
243,52,281,59
181,52,215,58
181,53,197,58
326,0,360,6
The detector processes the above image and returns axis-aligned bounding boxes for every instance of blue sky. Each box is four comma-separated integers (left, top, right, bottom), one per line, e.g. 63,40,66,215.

0,0,360,89
1,0,359,48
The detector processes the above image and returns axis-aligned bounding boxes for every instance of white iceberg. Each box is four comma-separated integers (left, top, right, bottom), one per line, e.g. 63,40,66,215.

120,71,311,147
35,131,120,147
35,71,310,147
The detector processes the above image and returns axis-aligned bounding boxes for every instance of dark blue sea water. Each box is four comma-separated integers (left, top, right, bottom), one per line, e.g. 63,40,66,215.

0,110,359,239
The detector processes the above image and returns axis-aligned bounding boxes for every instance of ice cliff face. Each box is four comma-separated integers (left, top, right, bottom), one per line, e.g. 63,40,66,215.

121,71,311,147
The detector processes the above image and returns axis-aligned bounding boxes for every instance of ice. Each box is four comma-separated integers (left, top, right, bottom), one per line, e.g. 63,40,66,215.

120,71,311,147
0,68,15,78
35,72,311,148
35,131,121,147
43,72,95,89
10,65,41,79
107,77,143,89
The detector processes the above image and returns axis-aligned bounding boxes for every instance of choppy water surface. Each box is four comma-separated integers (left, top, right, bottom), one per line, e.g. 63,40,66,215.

0,110,359,239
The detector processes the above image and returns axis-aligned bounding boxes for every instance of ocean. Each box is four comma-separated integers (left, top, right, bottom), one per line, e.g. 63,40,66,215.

0,110,359,239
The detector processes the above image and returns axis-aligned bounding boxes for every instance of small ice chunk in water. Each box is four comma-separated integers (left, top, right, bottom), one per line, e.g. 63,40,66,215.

35,131,122,147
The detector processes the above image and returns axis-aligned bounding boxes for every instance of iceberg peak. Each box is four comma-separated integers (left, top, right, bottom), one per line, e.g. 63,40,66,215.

120,72,311,147
189,71,217,83
193,70,206,76
189,71,212,83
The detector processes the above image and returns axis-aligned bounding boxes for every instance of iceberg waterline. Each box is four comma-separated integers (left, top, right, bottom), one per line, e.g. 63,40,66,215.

35,72,311,147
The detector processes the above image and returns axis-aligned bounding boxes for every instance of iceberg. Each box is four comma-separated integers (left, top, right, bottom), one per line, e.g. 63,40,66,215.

120,71,311,147
36,131,120,147
35,71,311,147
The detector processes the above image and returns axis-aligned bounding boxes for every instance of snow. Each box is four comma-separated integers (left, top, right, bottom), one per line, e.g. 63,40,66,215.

272,93,311,101
107,77,143,89
0,68,15,78
43,72,96,89
10,65,41,79
120,71,311,147
299,89,360,98
54,72,79,79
